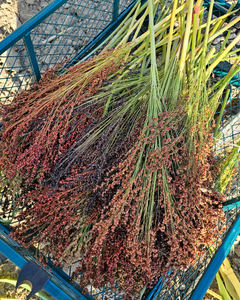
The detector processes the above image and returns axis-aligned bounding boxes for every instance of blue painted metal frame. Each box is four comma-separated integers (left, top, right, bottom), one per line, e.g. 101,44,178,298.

204,0,230,14
0,0,137,81
223,197,240,211
0,224,90,300
0,242,80,300
0,0,69,82
23,33,41,81
145,271,172,300
0,0,68,56
113,0,120,22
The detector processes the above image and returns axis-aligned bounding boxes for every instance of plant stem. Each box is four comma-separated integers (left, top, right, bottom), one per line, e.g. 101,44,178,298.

214,89,230,138
165,0,178,73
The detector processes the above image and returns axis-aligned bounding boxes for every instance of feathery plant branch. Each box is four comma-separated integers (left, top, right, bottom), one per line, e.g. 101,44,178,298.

2,0,240,296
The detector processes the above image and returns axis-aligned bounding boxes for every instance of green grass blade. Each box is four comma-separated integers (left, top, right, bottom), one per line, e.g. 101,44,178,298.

206,289,222,300
216,272,232,300
214,89,230,137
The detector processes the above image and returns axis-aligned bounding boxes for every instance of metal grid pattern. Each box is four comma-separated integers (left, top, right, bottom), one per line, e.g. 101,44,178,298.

0,225,88,300
31,0,114,72
0,40,34,104
0,223,126,299
119,0,134,11
0,0,136,104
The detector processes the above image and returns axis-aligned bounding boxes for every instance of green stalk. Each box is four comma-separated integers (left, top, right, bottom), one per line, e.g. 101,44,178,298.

145,0,161,246
119,0,162,47
75,1,142,63
210,18,224,37
208,14,240,44
219,258,240,300
134,0,189,46
209,4,235,39
216,30,232,60
132,7,148,41
165,0,178,73
213,60,240,98
202,0,214,55
106,19,132,49
207,34,240,77
179,0,185,38
137,34,150,92
216,272,232,300
205,46,215,65
214,89,230,137
206,289,222,300
148,0,158,88
121,2,142,47
103,0,142,48
194,8,238,37
190,13,198,68
218,141,240,193
197,9,203,45
175,0,194,94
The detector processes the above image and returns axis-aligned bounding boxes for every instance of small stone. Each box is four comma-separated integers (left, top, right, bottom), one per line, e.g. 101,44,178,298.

64,3,71,9
235,244,240,257
235,22,240,30
73,41,82,51
63,15,77,26
76,9,86,18
212,36,224,45
228,33,237,41
231,27,237,33
25,0,35,4
233,264,239,272
43,46,51,55
0,3,10,9
44,47,58,64
235,42,240,49
179,284,186,291
69,7,77,15
230,16,240,30
43,24,55,35
232,257,240,268
40,1,49,9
